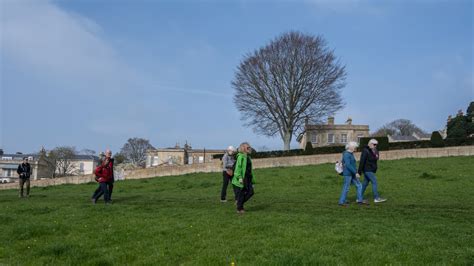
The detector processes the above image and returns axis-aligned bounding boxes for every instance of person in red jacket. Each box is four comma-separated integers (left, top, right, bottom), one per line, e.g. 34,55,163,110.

92,149,114,204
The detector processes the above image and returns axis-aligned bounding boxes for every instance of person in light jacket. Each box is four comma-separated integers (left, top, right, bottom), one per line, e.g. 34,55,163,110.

220,146,236,203
338,142,368,207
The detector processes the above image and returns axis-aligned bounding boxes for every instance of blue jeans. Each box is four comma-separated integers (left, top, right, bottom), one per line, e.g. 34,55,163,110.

338,175,363,204
362,171,379,199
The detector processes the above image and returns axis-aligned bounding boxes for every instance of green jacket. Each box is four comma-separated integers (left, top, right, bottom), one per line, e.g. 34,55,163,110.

231,152,255,188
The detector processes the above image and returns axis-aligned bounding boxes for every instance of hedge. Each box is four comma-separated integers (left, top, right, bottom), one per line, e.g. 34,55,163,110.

212,137,473,160
430,131,444,147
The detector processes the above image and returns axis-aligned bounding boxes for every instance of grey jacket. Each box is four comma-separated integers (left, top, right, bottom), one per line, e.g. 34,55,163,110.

222,153,235,171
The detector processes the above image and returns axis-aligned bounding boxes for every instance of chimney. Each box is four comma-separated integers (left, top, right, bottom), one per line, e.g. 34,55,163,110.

346,117,352,125
327,116,335,125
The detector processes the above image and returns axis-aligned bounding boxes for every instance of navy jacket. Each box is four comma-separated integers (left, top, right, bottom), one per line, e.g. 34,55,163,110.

358,146,379,174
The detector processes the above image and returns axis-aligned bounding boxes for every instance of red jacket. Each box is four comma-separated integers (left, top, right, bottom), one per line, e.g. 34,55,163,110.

95,159,113,183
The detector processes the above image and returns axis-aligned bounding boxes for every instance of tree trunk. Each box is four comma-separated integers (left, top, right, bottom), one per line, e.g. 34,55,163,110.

283,131,292,151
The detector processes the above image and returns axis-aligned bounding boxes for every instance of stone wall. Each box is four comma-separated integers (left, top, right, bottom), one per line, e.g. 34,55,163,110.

1,146,472,190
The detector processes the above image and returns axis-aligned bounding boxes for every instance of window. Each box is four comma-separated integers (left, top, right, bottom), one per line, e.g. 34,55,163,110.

328,134,335,144
198,156,204,163
357,134,364,143
188,156,193,164
152,156,159,166
341,134,347,143
311,133,318,143
79,163,84,172
7,169,12,177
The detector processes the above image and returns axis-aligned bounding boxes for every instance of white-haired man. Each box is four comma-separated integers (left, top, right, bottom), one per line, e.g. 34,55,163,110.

338,141,368,206
220,146,236,202
358,139,387,203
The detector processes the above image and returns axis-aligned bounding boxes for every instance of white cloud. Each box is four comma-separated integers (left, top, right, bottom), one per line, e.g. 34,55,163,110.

1,0,137,93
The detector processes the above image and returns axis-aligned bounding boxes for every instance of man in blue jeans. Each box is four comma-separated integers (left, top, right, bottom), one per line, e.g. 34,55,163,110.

358,139,387,203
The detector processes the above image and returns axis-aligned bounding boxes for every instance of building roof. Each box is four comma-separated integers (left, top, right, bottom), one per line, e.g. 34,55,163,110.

389,135,418,141
414,133,432,139
149,148,224,154
0,164,19,169
305,124,369,130
70,155,100,161
1,154,40,161
0,153,99,161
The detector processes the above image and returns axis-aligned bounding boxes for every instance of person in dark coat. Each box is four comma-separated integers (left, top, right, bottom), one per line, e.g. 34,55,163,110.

358,139,387,203
17,157,31,198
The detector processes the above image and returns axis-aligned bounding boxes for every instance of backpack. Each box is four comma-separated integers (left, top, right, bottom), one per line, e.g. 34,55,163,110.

335,155,344,176
227,160,236,177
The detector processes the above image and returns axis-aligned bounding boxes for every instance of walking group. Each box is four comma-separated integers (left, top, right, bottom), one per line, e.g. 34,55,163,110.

220,142,255,214
337,139,387,207
16,140,385,211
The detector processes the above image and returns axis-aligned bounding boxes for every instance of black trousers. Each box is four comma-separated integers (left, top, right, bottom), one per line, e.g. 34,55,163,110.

92,178,114,200
92,182,112,202
221,171,237,200
233,181,254,211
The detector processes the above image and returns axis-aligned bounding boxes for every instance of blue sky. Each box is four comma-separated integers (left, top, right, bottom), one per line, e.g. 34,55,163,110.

1,0,473,154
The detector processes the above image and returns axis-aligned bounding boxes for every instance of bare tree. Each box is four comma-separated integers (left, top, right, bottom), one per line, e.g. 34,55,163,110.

232,31,346,150
80,149,96,156
372,119,426,136
120,138,155,167
41,146,79,177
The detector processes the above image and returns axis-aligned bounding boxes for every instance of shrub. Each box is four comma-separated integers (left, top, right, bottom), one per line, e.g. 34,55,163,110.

388,140,432,150
304,141,314,155
444,137,474,146
430,131,444,147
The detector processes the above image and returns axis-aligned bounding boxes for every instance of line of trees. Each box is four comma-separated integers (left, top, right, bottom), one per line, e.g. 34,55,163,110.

38,137,154,178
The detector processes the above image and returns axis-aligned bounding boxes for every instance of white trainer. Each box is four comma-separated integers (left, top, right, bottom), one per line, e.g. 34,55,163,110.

374,198,387,203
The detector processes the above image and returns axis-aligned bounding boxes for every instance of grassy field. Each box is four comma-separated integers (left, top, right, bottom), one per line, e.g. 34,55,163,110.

0,156,473,265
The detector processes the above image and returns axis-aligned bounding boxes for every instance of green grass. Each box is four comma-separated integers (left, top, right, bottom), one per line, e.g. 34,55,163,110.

0,156,473,265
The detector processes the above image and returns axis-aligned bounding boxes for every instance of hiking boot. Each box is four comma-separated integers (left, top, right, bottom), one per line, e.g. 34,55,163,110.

374,198,387,203
338,203,349,207
220,199,227,203
357,200,369,205
237,209,245,214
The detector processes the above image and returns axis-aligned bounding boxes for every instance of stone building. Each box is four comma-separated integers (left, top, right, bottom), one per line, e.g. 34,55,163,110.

146,143,224,168
0,150,52,181
298,117,370,148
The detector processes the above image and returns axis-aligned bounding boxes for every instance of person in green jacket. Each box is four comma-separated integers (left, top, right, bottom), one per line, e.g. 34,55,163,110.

232,142,255,214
